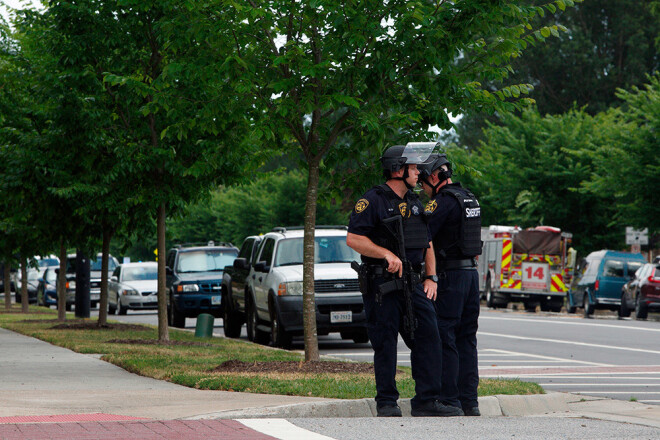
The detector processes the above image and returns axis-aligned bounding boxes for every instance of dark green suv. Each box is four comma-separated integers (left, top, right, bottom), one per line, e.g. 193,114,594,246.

165,242,238,328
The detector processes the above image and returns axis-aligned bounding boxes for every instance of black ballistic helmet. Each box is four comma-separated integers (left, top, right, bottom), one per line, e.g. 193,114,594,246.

418,153,452,180
380,145,408,173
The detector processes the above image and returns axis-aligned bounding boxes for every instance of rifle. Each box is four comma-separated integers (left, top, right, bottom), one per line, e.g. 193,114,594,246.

378,215,418,340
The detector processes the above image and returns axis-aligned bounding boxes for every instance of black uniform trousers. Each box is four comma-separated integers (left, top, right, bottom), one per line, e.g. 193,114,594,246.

363,276,443,408
434,268,480,409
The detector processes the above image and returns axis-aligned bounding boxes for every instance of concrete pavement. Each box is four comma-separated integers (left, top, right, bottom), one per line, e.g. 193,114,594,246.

1,327,659,438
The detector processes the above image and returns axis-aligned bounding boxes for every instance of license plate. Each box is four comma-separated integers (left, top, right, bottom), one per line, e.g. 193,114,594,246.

331,311,352,323
211,295,221,305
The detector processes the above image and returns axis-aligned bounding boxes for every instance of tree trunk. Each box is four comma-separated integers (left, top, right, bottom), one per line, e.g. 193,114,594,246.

3,263,10,311
97,228,113,326
302,161,320,362
20,255,28,313
157,202,169,342
57,243,67,321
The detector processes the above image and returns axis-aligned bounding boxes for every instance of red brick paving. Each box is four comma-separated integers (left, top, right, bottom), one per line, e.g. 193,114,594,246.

0,420,279,440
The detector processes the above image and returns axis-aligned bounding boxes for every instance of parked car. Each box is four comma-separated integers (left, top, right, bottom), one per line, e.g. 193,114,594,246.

620,262,660,319
221,235,264,337
166,241,239,328
14,268,42,304
66,253,119,309
36,268,59,307
567,250,646,317
244,226,367,349
13,255,59,301
108,262,158,315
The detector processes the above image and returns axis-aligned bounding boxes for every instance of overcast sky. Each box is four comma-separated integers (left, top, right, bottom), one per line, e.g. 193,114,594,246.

1,0,41,25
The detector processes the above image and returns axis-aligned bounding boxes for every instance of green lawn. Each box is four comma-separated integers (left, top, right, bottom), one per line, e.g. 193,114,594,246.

0,305,543,399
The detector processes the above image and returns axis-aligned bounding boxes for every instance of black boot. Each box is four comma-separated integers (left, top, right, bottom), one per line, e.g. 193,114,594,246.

464,406,481,416
377,404,402,417
411,400,464,417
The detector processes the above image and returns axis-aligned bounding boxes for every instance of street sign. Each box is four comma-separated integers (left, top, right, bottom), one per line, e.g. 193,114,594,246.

625,227,648,245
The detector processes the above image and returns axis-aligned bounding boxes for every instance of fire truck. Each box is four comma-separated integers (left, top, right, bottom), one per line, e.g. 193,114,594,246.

477,225,576,312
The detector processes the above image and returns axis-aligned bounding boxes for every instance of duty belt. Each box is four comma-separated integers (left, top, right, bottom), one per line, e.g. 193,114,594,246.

438,258,477,271
365,264,423,283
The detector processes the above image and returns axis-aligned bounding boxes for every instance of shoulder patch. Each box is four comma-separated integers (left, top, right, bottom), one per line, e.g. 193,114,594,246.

425,200,437,214
398,202,409,218
354,198,369,213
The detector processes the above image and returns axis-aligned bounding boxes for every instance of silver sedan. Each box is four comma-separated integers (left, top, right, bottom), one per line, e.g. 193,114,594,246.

108,262,158,315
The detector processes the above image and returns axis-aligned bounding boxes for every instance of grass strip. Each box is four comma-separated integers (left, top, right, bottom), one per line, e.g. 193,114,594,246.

0,305,544,399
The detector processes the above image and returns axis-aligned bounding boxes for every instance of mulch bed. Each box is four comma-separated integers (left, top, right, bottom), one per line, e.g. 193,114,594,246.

212,359,377,374
107,338,214,347
49,322,151,331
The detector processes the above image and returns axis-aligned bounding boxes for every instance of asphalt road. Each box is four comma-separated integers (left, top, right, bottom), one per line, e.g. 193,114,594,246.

92,305,660,406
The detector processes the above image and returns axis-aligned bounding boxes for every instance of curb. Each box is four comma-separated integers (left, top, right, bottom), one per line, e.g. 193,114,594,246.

187,392,570,419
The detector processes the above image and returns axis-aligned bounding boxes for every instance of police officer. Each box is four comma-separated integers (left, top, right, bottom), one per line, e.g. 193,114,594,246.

419,153,482,417
347,144,463,418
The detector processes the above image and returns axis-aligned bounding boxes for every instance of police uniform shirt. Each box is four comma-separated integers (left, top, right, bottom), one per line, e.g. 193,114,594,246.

348,186,430,265
425,182,464,260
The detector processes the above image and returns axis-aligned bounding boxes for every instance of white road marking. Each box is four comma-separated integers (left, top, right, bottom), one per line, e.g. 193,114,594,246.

574,391,660,395
479,348,611,366
479,331,660,356
488,376,660,380
238,418,337,440
541,383,660,387
480,315,660,333
640,400,660,403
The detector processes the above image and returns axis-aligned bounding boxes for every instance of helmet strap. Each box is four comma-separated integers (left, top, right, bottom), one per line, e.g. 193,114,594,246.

422,177,442,197
393,165,414,189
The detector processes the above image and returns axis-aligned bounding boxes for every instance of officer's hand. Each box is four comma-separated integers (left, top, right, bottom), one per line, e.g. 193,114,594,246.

384,252,403,277
423,279,437,300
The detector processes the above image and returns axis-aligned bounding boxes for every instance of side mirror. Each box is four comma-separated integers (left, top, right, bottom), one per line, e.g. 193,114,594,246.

233,258,247,270
253,261,270,273
111,276,118,282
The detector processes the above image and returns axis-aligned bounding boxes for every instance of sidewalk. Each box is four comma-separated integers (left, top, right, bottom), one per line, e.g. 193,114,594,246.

1,327,660,438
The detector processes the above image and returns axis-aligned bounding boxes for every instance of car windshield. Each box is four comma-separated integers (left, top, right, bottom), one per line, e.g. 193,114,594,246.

91,258,117,271
274,236,359,267
602,260,625,278
37,258,59,268
177,250,238,273
122,266,157,281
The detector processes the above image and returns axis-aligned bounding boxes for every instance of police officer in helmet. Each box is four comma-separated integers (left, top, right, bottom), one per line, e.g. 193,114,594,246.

347,143,463,417
419,153,482,417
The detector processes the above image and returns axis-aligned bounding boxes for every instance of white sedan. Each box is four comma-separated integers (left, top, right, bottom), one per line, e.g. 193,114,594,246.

108,262,158,315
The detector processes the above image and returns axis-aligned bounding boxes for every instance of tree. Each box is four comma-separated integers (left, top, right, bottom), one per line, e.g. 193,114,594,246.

169,171,347,246
456,0,660,149
210,0,574,360
583,75,660,237
451,108,621,255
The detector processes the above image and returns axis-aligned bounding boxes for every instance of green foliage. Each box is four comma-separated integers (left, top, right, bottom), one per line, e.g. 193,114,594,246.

454,108,620,254
169,171,347,247
456,0,660,149
454,75,660,255
583,75,660,233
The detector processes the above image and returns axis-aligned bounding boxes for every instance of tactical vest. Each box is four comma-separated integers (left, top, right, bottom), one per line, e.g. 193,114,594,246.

433,185,482,259
366,184,429,260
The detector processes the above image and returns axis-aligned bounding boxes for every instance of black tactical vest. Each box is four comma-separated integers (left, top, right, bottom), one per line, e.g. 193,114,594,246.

434,185,482,258
368,184,429,256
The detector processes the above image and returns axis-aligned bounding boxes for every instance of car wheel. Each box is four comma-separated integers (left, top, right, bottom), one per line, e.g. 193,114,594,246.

352,329,370,344
635,295,648,320
108,296,117,315
583,293,595,317
523,301,538,313
246,298,268,345
90,301,98,309
222,293,243,338
270,305,292,349
168,295,185,328
118,299,127,315
618,291,631,318
566,293,577,314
